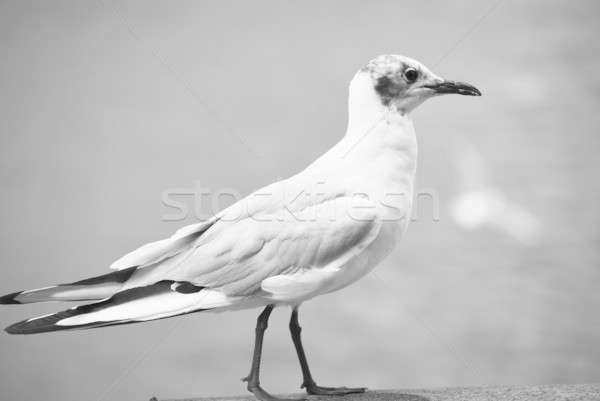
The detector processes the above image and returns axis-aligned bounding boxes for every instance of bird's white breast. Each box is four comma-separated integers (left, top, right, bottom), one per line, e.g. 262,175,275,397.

313,113,418,294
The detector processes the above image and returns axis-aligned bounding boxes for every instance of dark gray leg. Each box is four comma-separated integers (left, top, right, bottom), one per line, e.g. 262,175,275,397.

243,305,303,401
289,306,367,396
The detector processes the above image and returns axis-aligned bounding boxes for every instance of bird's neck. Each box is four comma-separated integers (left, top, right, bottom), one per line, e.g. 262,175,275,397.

345,73,394,139
301,72,418,229
308,73,418,181
333,73,418,224
303,74,418,226
342,73,417,169
341,108,418,187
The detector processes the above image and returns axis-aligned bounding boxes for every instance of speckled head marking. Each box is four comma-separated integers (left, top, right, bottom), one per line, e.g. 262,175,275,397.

357,54,481,113
363,55,415,106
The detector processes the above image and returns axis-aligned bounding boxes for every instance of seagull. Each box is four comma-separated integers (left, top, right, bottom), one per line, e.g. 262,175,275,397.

0,55,480,401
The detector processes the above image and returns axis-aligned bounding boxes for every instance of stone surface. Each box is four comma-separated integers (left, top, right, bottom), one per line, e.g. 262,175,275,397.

157,383,600,401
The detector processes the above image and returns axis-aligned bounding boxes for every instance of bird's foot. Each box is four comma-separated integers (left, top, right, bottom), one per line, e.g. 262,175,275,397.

302,381,367,396
243,377,305,401
249,385,306,401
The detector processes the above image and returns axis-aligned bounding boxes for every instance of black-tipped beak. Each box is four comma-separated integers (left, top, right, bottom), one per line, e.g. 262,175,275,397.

425,80,481,96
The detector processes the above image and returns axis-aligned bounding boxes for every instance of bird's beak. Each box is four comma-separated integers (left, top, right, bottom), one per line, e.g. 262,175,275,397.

424,80,481,96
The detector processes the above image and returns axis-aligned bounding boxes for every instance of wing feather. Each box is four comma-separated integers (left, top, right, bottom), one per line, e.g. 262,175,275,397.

111,176,383,305
109,218,217,270
144,195,382,300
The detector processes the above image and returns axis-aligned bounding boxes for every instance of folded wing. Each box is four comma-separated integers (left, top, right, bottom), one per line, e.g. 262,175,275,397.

131,194,383,302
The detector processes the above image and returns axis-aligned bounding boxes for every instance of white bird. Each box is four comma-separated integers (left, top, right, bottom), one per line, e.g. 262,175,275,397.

0,55,480,401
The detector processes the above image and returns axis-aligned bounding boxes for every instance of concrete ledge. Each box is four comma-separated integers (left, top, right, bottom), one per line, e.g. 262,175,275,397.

155,383,600,401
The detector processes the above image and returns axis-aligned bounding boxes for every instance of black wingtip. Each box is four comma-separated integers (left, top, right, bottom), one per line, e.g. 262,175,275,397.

4,309,82,335
5,319,28,334
0,291,22,305
4,319,65,335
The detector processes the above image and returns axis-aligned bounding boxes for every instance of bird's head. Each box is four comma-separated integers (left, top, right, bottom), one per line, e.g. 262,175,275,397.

352,54,481,115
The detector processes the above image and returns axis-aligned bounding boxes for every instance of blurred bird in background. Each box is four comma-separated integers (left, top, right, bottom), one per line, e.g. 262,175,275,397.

450,137,540,246
0,55,480,401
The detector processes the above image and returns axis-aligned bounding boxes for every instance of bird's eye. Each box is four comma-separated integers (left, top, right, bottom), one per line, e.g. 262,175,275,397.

404,68,419,83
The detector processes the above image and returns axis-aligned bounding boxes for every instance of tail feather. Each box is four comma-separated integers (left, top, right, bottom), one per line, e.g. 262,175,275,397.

4,280,231,335
0,267,137,304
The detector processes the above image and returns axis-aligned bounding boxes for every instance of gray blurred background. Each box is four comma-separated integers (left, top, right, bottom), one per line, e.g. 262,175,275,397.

1,1,599,400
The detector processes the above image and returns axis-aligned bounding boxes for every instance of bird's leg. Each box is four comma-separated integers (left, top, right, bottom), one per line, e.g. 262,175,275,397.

289,306,367,396
243,305,302,401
